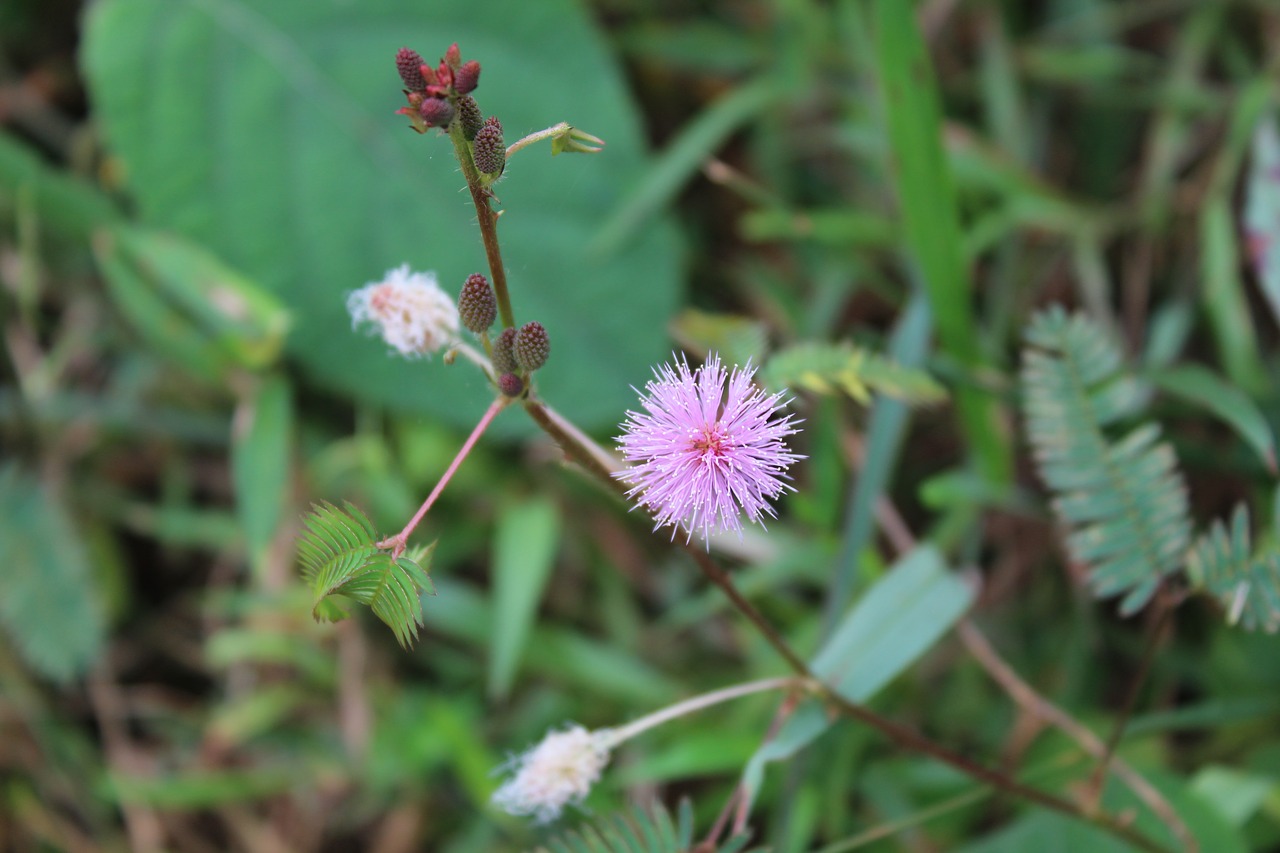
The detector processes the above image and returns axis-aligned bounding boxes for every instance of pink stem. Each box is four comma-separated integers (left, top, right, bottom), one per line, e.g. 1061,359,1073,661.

379,397,508,557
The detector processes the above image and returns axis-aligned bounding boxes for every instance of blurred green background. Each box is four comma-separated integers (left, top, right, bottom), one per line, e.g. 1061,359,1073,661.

2,0,1280,850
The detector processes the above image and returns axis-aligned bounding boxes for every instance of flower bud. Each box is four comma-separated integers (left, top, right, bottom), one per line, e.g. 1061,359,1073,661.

492,326,518,374
419,97,455,129
458,273,497,333
396,47,426,90
454,60,481,95
514,321,550,372
473,116,505,175
444,43,462,70
457,95,483,141
498,372,524,397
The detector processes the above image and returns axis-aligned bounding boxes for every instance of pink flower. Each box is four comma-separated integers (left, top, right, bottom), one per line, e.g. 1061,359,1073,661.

616,354,802,543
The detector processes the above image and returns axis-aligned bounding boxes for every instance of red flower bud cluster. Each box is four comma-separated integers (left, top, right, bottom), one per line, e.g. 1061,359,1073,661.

394,43,483,133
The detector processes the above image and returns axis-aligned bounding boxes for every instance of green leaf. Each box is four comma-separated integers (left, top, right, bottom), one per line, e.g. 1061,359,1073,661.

1186,505,1280,632
1150,364,1277,474
296,502,433,647
873,0,1010,484
489,497,561,699
741,546,974,810
668,308,768,370
533,800,753,853
231,373,294,570
0,465,105,682
1190,765,1276,827
762,341,947,406
93,225,290,382
588,76,779,258
1244,111,1280,326
81,0,679,432
0,131,121,241
1021,308,1192,615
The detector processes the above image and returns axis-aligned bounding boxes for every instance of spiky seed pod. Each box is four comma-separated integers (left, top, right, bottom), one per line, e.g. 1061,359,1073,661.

419,97,455,128
458,273,497,333
454,60,481,95
492,327,519,374
498,372,524,397
473,117,505,175
396,47,427,90
457,95,483,141
514,322,550,372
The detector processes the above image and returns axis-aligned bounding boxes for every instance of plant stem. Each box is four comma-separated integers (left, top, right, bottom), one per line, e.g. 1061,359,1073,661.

1086,592,1178,804
503,122,569,159
872,491,1193,850
448,121,516,329
602,676,802,748
519,387,1174,853
377,396,508,558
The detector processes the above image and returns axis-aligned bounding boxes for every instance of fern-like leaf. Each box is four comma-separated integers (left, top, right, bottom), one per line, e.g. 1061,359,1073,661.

530,800,756,853
296,502,434,647
762,341,946,405
1187,505,1280,632
1021,308,1192,614
0,465,104,681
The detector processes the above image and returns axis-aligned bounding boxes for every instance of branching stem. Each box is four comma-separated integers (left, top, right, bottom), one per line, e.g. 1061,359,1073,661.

517,383,1174,853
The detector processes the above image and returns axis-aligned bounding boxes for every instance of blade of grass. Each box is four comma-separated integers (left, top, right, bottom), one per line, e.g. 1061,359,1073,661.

589,76,781,258
823,293,930,632
872,0,1010,485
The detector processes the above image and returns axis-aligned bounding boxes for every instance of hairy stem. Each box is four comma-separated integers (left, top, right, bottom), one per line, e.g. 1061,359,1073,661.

378,396,508,557
448,120,515,329
603,676,802,748
503,122,570,159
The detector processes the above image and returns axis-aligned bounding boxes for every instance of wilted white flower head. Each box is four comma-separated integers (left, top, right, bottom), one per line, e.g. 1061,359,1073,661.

491,724,614,823
347,264,459,358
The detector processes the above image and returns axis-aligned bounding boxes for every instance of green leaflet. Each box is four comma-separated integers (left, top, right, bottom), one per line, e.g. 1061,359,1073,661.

1187,505,1280,633
531,799,758,853
762,341,946,406
1021,308,1191,615
296,502,433,648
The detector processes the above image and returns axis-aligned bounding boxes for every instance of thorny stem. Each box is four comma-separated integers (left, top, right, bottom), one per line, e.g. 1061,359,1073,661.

518,386,1175,853
448,120,516,329
377,396,508,558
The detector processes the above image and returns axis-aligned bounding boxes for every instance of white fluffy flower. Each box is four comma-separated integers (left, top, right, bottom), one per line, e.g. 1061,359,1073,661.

347,265,459,358
491,724,614,823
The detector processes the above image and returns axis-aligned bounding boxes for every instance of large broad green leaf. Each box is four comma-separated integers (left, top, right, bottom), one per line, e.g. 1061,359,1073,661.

81,0,680,432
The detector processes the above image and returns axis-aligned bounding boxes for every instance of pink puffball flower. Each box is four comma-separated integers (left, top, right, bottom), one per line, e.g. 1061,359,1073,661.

347,264,459,358
615,353,802,543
